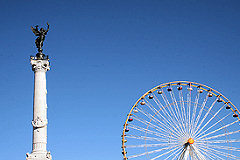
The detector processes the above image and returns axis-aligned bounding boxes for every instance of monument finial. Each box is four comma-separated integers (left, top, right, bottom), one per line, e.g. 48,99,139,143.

31,23,50,59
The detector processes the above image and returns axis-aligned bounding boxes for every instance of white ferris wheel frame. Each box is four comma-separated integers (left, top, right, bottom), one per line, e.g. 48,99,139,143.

122,81,240,160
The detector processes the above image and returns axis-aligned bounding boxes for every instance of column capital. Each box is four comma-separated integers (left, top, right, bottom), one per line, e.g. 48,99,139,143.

30,56,50,72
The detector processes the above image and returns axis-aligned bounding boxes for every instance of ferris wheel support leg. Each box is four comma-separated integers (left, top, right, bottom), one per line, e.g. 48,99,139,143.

192,144,206,160
178,145,189,160
183,146,190,160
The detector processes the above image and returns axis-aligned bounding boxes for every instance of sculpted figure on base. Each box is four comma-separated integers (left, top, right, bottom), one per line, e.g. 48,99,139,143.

31,23,49,59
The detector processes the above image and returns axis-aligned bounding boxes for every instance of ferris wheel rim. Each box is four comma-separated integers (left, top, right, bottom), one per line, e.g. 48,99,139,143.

122,80,240,159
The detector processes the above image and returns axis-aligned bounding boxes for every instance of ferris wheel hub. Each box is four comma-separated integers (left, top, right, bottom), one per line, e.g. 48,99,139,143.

188,138,194,144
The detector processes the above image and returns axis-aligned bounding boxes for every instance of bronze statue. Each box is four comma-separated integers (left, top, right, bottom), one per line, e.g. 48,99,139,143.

31,23,50,56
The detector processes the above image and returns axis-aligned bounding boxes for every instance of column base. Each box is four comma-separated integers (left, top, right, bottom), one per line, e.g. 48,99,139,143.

26,151,52,160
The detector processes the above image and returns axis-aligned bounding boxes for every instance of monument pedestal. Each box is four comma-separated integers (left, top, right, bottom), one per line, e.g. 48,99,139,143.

26,151,52,160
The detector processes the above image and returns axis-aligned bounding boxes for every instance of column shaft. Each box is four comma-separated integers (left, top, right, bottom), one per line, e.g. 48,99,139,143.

33,71,47,152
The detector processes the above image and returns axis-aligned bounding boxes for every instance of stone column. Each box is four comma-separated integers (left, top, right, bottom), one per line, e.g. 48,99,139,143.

26,55,52,160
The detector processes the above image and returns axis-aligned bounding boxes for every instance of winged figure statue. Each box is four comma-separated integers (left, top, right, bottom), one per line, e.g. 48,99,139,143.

31,23,50,53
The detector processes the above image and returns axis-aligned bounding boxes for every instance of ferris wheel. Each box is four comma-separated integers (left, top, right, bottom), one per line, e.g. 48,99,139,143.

122,81,240,160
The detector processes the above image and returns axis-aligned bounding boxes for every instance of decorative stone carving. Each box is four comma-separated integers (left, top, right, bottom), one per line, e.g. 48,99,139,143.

26,151,52,160
46,152,52,159
31,58,50,72
32,116,48,128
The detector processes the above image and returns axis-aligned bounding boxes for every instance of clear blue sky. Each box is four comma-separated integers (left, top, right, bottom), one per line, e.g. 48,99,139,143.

0,0,240,160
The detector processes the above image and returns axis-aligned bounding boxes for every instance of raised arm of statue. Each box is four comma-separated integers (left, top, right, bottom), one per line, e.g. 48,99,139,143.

31,25,40,36
45,23,50,34
47,23,50,31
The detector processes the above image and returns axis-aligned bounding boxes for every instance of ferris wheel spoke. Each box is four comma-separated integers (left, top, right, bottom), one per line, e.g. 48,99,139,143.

133,115,172,136
126,134,176,142
145,98,184,136
128,124,178,140
194,146,215,160
127,144,179,159
199,129,240,141
134,110,181,138
144,98,179,130
147,98,179,133
168,90,186,135
187,86,193,137
134,109,171,133
126,142,178,148
195,112,232,138
198,145,240,159
160,90,185,135
165,146,182,159
170,147,184,160
200,143,240,152
189,90,200,137
150,145,181,160
194,104,225,138
179,90,188,135
198,146,224,160
193,98,218,136
151,93,167,113
192,94,209,136
197,120,239,140
143,101,181,135
202,152,218,160
136,106,171,131
196,139,240,144
190,144,207,160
